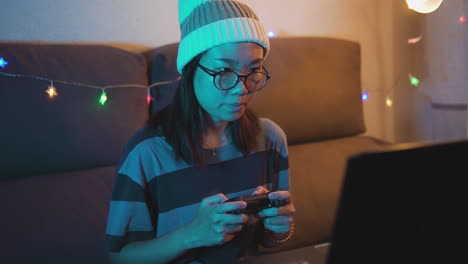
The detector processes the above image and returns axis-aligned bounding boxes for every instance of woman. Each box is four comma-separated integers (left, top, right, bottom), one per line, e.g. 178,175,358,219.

106,0,295,263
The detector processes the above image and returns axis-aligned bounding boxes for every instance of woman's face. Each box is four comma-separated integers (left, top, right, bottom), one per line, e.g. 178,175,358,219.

193,42,265,126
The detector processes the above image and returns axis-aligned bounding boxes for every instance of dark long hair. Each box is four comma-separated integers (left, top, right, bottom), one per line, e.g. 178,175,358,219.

147,53,260,167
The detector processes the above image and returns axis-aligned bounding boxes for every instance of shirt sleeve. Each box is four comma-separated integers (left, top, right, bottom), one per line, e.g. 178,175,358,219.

259,118,290,192
105,142,156,253
275,122,290,192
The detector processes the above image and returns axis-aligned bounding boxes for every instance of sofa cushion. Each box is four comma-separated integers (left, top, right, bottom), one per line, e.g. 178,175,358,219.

144,37,365,145
252,37,365,144
143,43,181,115
0,42,149,178
0,166,116,264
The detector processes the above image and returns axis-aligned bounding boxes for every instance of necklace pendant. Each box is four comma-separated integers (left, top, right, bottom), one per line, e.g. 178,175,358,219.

211,149,216,157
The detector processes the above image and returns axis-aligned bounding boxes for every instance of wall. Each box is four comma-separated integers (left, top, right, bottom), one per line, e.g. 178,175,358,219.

424,0,468,141
391,0,468,143
1,0,180,47
5,0,460,143
244,0,393,142
392,0,432,143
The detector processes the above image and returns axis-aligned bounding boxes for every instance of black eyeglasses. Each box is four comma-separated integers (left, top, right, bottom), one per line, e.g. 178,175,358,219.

197,63,271,92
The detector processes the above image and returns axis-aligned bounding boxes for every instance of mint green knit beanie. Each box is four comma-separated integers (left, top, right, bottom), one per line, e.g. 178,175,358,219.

177,0,270,73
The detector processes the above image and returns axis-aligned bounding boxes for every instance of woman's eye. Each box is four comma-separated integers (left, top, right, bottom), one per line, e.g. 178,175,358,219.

250,67,261,72
220,67,233,73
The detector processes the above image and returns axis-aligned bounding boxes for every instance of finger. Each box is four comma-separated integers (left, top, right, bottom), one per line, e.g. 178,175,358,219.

258,203,295,217
213,224,225,234
264,223,290,234
267,191,292,203
201,193,229,206
215,201,247,214
222,234,236,244
224,224,243,234
258,207,277,218
264,216,292,226
251,186,270,195
212,221,245,233
220,213,248,225
212,232,235,246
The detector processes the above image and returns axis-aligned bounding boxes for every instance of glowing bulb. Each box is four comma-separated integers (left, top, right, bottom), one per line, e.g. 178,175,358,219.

99,90,108,105
146,89,153,104
362,92,369,101
408,34,423,44
267,30,275,38
0,57,8,68
146,95,153,104
458,16,467,24
406,0,443,14
409,74,420,86
386,98,393,107
45,81,58,99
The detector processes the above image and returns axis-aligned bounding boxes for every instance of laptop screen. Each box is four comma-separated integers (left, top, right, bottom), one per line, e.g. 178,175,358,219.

326,140,468,264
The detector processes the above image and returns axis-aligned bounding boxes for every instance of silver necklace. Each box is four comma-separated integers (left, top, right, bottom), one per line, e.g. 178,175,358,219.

204,134,229,157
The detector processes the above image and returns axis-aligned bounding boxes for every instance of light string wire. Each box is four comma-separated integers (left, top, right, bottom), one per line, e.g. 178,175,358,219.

380,73,430,100
0,70,181,91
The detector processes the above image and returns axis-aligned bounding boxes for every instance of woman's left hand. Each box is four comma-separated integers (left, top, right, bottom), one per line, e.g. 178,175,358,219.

252,186,295,234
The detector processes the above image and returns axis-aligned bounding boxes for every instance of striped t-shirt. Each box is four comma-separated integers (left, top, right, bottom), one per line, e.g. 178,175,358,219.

105,117,290,259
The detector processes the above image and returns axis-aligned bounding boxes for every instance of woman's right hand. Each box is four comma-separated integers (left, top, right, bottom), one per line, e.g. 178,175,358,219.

185,193,248,248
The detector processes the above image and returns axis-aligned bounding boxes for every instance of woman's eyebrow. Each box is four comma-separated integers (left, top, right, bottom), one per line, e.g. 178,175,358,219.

214,58,263,65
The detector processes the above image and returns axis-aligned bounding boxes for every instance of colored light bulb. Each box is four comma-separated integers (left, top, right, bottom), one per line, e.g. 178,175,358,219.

458,16,467,24
408,34,423,44
146,94,153,104
0,57,8,68
99,90,108,105
409,74,420,86
146,88,153,104
386,98,393,107
362,92,369,101
46,82,58,99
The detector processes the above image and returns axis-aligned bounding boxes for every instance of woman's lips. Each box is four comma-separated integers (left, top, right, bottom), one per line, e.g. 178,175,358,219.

226,103,243,111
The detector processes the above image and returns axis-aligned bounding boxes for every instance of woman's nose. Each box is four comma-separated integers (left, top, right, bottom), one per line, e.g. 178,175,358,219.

230,76,249,95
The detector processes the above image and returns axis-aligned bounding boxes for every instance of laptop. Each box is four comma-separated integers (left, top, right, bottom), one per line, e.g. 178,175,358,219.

326,139,468,264
243,139,468,264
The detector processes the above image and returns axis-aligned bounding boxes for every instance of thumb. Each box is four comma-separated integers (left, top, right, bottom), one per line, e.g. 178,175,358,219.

201,193,228,206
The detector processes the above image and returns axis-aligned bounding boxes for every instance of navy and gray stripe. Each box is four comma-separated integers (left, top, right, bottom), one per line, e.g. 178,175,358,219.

105,118,290,252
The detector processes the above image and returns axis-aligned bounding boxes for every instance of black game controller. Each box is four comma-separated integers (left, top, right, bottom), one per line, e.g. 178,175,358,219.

224,192,287,214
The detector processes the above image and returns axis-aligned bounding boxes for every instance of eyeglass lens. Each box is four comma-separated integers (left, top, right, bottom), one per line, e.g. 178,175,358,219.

215,71,267,91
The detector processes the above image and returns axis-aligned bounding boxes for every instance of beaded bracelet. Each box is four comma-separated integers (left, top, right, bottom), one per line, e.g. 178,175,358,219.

271,222,295,244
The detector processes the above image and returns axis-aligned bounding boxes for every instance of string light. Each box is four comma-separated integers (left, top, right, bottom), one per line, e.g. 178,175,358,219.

386,98,393,107
0,64,181,107
45,81,58,99
267,30,276,38
408,73,420,86
0,57,8,68
146,88,153,105
362,92,369,101
458,16,467,24
99,89,108,105
408,34,423,44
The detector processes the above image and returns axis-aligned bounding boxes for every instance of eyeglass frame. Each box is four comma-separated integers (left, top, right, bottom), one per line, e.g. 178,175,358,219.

197,63,271,92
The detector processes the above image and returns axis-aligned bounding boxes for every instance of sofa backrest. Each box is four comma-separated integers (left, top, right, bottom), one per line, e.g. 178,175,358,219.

0,42,149,178
145,37,365,145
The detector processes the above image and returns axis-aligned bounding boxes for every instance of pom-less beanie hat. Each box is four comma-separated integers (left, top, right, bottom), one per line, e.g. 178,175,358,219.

177,0,270,73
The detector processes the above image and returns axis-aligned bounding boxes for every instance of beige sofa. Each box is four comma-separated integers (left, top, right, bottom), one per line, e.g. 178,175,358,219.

0,37,388,263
